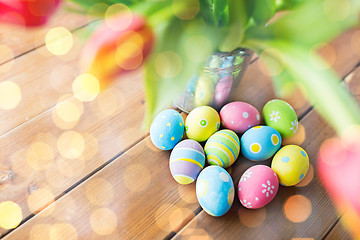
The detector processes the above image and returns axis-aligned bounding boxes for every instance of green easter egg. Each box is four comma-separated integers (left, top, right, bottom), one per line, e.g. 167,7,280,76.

263,99,298,138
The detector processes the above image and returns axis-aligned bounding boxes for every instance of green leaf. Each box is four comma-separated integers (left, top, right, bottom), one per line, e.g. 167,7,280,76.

275,0,305,11
244,39,360,134
247,0,276,25
212,0,229,26
144,17,225,127
269,0,360,46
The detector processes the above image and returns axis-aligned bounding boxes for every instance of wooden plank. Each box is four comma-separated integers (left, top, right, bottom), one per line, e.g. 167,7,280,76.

325,221,352,240
0,68,146,237
0,2,89,64
2,25,359,240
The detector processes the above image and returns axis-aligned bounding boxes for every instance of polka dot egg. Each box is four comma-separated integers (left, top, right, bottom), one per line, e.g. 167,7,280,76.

271,145,309,186
263,99,298,138
204,129,240,168
185,106,220,142
241,126,282,161
238,165,279,209
196,166,234,217
169,139,205,185
220,101,261,134
150,109,184,150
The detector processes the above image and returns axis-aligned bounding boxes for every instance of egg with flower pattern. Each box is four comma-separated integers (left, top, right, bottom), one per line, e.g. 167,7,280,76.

170,139,205,184
185,106,220,142
271,145,309,186
241,126,282,161
238,165,279,209
196,166,234,216
150,109,184,150
263,99,298,138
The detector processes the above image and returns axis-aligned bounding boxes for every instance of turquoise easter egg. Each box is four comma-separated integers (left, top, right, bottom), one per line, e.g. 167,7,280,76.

196,166,234,217
241,126,281,161
204,129,240,168
150,109,184,150
263,99,298,138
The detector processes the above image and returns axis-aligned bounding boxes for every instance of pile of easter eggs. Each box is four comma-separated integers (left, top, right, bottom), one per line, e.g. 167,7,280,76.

150,99,309,217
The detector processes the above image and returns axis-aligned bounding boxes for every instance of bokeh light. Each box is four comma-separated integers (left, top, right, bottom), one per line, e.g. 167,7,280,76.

56,157,85,178
185,35,212,63
0,44,15,73
283,195,312,222
27,188,55,214
26,141,54,170
323,0,350,22
172,0,200,20
50,223,78,240
11,148,32,177
30,224,51,240
52,95,84,130
0,201,22,229
105,4,133,31
87,3,109,20
124,164,151,192
169,208,195,232
238,207,267,228
90,208,118,235
86,178,114,206
73,74,100,102
0,81,22,110
45,164,70,190
95,88,124,118
116,37,143,70
45,27,73,56
155,204,177,231
319,138,346,166
155,51,183,79
177,184,197,203
296,164,314,187
258,51,284,77
57,131,85,159
282,123,306,145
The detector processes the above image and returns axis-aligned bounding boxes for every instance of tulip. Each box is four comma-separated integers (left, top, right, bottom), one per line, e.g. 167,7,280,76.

0,0,61,26
317,129,360,238
79,14,154,88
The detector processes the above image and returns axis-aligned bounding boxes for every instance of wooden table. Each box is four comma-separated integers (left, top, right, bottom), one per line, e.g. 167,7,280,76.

1,7,359,240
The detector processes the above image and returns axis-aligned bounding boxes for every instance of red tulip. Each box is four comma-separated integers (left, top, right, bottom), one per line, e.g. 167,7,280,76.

318,128,360,238
0,0,60,26
80,14,154,88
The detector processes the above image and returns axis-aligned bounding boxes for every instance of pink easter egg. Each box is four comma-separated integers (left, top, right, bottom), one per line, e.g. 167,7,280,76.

238,165,279,209
220,102,260,134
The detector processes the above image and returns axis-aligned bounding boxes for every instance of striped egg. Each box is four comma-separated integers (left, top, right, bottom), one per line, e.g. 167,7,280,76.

169,139,205,184
204,129,240,168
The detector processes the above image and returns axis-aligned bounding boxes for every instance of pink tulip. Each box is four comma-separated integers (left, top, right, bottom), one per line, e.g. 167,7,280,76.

80,14,154,88
318,130,360,238
0,0,61,26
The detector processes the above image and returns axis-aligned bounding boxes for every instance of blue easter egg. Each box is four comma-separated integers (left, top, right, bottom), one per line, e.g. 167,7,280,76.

241,125,282,161
196,166,234,217
150,109,184,150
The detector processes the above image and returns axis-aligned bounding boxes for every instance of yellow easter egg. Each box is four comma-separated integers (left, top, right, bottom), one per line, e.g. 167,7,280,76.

185,106,220,142
271,145,309,186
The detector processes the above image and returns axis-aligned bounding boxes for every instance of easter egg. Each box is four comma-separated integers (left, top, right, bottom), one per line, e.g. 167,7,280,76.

194,75,214,106
196,166,234,217
238,165,279,209
169,139,205,184
241,126,281,161
214,75,233,108
220,102,261,134
204,129,240,168
271,145,309,186
263,99,298,138
185,106,220,142
150,109,184,150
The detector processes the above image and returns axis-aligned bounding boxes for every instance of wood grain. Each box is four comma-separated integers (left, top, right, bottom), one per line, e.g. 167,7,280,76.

325,220,352,240
0,3,89,65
